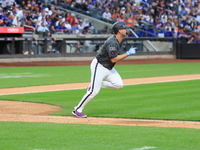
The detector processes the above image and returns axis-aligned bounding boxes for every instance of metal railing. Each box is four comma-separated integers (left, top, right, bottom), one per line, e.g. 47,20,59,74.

0,37,175,58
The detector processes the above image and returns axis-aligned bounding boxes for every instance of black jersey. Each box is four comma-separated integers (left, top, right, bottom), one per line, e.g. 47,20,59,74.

96,35,123,70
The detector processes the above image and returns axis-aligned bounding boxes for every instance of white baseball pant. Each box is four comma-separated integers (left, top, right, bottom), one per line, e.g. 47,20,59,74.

74,58,123,112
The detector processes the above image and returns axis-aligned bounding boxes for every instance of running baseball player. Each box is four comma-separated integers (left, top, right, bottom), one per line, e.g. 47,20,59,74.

72,21,137,118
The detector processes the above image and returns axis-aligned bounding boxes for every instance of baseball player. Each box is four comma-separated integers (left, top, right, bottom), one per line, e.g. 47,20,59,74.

72,21,137,118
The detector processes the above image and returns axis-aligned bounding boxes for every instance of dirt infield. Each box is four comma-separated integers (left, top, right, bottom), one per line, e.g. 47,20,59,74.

0,58,200,129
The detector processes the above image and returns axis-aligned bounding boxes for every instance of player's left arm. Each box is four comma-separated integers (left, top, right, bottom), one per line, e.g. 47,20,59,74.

111,46,137,63
110,53,128,63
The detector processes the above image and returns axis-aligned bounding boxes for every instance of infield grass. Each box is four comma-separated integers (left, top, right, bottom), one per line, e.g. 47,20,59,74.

0,80,199,121
0,122,200,150
0,63,200,88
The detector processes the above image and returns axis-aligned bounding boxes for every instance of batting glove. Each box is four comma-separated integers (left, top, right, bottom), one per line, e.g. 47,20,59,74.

126,47,137,56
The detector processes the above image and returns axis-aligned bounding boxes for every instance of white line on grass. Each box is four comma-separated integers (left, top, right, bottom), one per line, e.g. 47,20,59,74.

122,68,170,73
0,73,51,78
131,146,156,150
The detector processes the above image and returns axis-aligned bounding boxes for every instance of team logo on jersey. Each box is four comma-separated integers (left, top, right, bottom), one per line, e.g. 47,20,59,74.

111,51,116,55
109,47,116,55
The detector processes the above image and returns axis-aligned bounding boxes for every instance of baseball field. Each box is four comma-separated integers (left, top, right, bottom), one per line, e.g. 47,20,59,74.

0,59,200,150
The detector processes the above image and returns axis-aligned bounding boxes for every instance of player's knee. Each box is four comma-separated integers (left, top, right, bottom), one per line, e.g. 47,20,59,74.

115,83,123,89
90,91,99,97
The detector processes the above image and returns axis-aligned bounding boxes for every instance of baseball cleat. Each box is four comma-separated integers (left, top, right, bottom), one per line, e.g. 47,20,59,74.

72,110,87,118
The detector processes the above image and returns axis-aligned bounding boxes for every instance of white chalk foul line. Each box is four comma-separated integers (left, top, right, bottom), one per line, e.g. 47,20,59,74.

131,146,156,150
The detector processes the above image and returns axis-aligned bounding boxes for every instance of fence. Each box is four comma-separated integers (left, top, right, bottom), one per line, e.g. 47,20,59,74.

0,37,187,58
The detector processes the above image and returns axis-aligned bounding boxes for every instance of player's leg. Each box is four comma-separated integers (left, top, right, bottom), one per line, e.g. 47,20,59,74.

101,68,123,89
73,58,109,117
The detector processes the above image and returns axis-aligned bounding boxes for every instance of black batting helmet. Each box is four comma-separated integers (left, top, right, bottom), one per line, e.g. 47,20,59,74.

112,21,130,34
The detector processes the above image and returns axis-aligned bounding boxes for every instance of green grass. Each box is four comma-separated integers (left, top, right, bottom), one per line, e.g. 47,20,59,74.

0,122,200,150
0,63,200,88
0,80,199,121
1,62,200,150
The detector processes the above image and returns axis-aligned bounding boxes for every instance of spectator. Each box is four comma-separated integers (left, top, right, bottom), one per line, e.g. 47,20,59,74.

196,13,200,25
154,18,164,29
20,0,26,8
120,7,126,14
98,25,108,34
49,24,56,34
2,18,9,26
87,0,96,11
71,22,80,34
55,15,63,26
37,9,47,26
126,14,139,27
46,15,54,26
7,13,13,24
156,27,165,37
24,20,35,32
77,20,84,31
76,15,82,24
37,21,50,32
164,22,172,32
129,27,142,37
50,13,57,25
141,15,150,30
89,22,95,32
178,27,192,43
102,7,112,22
164,28,174,37
192,24,199,32
146,25,157,37
82,18,89,29
92,4,103,20
161,11,168,24
179,5,188,16
194,35,200,43
131,5,139,16
110,8,118,22
117,13,126,22
64,19,72,32
54,9,62,20
98,0,105,7
170,10,178,19
112,0,120,8
81,1,89,12
14,6,27,26
73,0,82,9
66,13,76,27
119,1,125,9
56,22,68,33
31,0,37,6
48,6,56,16
27,0,32,9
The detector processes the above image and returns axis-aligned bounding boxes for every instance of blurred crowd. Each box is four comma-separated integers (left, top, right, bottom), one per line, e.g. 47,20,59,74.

0,0,200,43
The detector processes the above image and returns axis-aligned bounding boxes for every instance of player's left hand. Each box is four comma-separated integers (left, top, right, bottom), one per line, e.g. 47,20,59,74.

126,46,137,56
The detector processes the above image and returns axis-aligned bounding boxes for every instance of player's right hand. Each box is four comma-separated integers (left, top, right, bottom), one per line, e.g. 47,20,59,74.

126,46,137,56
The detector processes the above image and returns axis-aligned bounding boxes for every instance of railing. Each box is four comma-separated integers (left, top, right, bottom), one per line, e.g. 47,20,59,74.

0,37,175,58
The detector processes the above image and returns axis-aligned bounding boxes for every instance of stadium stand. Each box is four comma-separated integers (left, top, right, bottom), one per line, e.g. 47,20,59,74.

0,0,199,42
0,0,200,56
